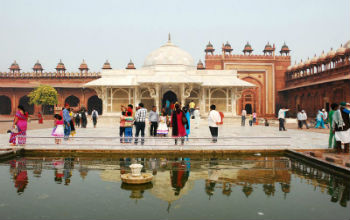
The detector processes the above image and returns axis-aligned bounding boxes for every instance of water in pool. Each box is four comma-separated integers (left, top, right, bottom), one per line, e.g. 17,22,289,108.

0,155,349,220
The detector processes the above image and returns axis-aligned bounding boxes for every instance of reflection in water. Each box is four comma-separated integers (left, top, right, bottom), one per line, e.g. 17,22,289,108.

121,182,153,200
9,158,28,194
170,158,190,196
5,156,350,209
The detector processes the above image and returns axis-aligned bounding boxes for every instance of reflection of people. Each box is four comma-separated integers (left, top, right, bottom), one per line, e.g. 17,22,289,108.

170,160,189,196
9,105,28,146
53,158,64,184
64,158,73,185
11,159,28,194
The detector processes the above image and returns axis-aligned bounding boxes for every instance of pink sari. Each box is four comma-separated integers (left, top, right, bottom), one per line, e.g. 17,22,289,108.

9,110,28,145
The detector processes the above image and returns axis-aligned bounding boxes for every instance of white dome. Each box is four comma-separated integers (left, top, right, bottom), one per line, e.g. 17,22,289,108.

344,40,350,49
143,40,195,67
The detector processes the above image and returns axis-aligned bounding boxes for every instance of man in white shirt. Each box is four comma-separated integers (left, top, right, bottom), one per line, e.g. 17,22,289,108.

241,109,247,126
193,107,200,129
208,105,221,143
278,107,289,131
301,110,309,129
297,110,303,129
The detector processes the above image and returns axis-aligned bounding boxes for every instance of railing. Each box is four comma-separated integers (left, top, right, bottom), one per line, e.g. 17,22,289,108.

285,62,350,85
0,72,101,79
10,135,291,147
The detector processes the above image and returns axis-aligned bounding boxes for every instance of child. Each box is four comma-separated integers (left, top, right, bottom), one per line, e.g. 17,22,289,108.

249,115,253,126
52,114,64,144
119,108,126,143
157,108,169,136
264,118,269,126
124,112,134,143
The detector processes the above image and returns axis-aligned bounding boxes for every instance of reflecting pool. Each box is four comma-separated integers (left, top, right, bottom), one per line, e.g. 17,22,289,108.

0,155,349,220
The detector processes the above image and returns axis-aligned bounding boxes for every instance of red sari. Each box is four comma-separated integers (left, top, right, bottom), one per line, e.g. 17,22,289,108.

171,111,186,137
38,113,43,124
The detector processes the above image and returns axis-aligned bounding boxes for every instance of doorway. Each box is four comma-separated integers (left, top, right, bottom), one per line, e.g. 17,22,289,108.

162,91,177,108
245,104,252,114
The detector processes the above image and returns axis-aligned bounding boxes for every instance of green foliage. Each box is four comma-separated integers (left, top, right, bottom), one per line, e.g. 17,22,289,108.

28,85,58,106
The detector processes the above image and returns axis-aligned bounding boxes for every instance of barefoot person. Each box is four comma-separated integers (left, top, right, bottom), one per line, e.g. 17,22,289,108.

171,104,187,145
333,102,350,153
9,105,28,146
208,104,221,143
91,109,98,128
52,114,64,144
62,104,71,141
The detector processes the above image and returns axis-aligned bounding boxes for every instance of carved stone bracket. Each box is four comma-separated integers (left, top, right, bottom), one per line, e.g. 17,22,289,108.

147,86,157,98
183,85,193,99
94,87,104,100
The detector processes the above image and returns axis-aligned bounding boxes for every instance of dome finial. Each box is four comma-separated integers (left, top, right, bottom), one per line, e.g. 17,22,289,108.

168,33,171,43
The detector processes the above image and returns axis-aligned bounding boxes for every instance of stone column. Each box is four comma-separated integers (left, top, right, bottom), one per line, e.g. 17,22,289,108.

134,87,140,108
200,87,206,115
155,84,160,110
180,84,185,106
231,88,236,116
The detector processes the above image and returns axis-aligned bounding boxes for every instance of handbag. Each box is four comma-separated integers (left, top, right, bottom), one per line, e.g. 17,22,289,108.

182,114,188,125
11,125,18,133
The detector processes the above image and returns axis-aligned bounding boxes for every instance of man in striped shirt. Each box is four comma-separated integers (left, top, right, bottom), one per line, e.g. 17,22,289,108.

134,103,147,145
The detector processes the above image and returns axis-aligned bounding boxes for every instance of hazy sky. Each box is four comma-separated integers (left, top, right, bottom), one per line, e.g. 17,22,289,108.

0,0,348,72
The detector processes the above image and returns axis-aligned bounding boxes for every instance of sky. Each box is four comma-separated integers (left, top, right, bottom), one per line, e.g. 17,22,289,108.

0,0,349,72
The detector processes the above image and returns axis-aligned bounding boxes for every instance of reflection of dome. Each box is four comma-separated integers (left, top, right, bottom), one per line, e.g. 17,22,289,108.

143,38,195,67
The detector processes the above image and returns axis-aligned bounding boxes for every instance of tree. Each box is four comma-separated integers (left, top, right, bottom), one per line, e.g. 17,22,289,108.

28,85,58,106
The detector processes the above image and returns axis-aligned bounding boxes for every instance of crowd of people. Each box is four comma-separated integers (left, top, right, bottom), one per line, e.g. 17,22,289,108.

117,100,219,145
7,99,350,153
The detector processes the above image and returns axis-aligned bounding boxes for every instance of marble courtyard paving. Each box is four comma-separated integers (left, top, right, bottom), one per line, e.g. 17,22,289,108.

0,119,329,151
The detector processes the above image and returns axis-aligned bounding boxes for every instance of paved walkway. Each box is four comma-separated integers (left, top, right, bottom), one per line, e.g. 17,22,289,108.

0,118,330,151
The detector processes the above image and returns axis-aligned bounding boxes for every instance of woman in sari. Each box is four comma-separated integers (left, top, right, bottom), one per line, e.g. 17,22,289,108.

171,104,188,145
9,105,28,146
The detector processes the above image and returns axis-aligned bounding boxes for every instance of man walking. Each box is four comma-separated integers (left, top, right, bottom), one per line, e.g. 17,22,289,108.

300,110,309,129
149,106,159,137
322,109,329,128
91,109,98,128
241,109,247,126
333,102,350,153
278,107,289,131
328,103,338,148
297,110,302,129
62,103,71,140
208,104,221,143
134,103,147,145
